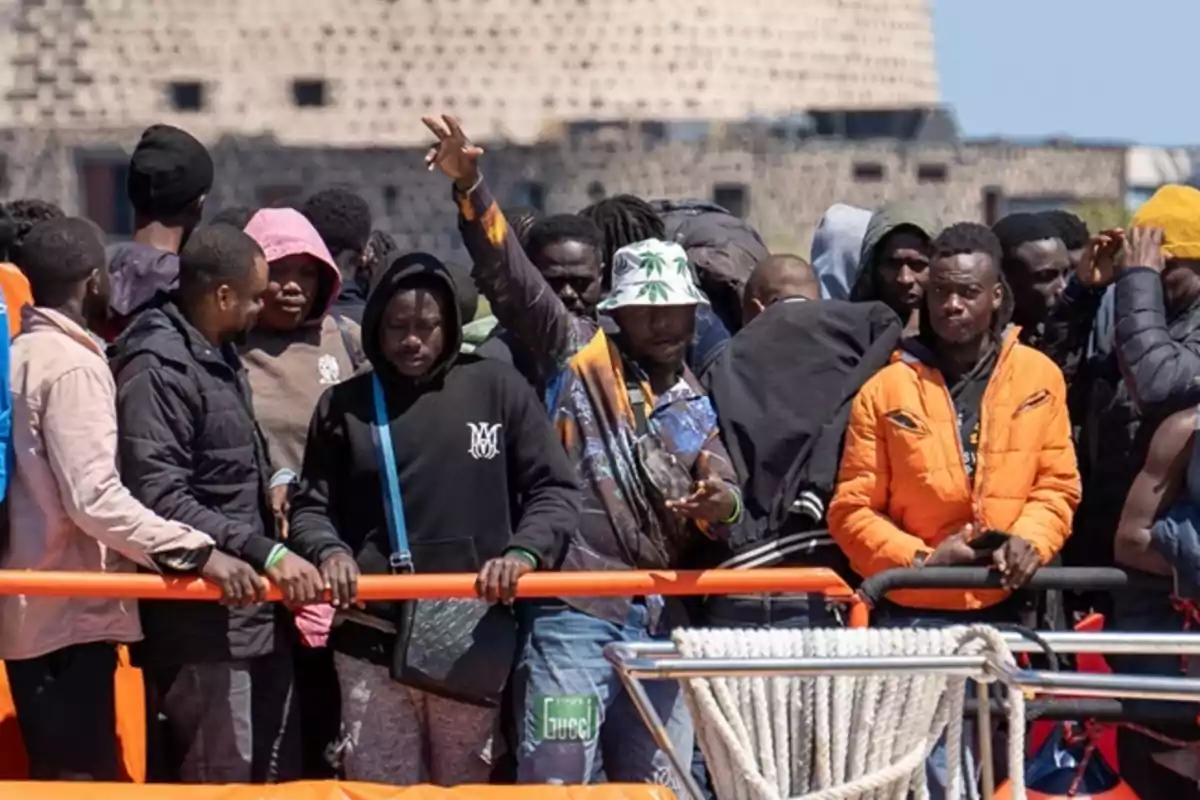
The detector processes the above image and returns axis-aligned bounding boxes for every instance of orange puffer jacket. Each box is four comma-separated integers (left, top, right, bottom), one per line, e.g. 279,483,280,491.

828,328,1080,611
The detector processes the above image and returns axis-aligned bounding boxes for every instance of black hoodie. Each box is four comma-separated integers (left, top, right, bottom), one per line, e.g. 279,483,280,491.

288,252,581,646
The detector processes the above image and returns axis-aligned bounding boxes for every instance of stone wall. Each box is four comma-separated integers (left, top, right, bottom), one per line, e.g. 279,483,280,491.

2,0,939,146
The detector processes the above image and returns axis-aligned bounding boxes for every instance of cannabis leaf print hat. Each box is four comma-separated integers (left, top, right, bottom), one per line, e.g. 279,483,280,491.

597,238,710,311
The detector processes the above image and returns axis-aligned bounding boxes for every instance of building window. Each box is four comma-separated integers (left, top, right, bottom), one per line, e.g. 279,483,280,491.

917,163,948,183
292,79,328,108
169,81,204,112
256,184,304,208
383,185,399,215
853,162,885,182
586,181,606,203
713,183,749,218
511,181,545,213
982,187,1003,226
78,158,134,237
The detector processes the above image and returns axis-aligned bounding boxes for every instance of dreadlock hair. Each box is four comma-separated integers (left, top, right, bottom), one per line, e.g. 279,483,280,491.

1040,209,1089,251
0,199,66,262
208,205,259,231
301,188,372,256
578,194,665,286
523,214,604,265
928,222,1014,338
505,205,541,250
364,229,399,293
18,217,105,308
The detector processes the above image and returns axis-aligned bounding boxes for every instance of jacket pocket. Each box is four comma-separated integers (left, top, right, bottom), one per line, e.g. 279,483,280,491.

884,408,931,437
1013,389,1051,417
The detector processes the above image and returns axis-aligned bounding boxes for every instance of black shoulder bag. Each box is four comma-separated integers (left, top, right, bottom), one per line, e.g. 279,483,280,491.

371,374,518,707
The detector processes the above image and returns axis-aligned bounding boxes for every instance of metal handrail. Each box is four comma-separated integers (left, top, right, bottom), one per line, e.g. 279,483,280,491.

856,566,1172,607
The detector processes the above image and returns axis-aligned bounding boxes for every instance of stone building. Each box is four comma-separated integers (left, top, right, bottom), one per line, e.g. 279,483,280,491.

0,0,1126,260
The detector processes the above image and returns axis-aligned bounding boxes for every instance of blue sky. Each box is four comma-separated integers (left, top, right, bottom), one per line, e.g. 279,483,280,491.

933,0,1198,145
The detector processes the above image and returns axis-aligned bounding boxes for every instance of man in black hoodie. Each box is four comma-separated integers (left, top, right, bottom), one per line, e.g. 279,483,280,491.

113,224,324,784
288,251,581,786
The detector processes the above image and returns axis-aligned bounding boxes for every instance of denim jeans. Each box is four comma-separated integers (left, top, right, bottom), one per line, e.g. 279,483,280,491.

513,599,693,789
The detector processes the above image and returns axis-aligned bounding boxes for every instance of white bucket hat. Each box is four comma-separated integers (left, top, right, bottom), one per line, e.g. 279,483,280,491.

597,239,710,312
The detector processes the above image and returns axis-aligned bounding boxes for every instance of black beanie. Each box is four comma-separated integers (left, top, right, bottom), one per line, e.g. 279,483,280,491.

127,124,214,217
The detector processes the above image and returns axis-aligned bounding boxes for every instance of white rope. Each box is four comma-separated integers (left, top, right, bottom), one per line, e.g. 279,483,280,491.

673,625,1027,800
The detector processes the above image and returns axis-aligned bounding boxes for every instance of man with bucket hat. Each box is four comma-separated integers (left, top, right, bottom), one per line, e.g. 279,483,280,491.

425,113,741,789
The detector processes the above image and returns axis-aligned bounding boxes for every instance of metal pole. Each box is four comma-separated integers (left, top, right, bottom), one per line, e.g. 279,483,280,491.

976,683,995,800
621,654,988,680
609,648,709,800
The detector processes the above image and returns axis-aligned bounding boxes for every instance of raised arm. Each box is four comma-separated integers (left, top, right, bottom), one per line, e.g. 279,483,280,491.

423,114,588,376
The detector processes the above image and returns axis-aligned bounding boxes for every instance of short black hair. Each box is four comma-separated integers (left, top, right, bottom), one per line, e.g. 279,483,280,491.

505,205,541,248
301,188,372,255
991,212,1063,258
18,217,105,307
208,205,259,230
1040,209,1089,251
178,223,264,300
364,229,399,292
578,194,665,270
524,214,604,262
0,199,67,261
932,222,1004,277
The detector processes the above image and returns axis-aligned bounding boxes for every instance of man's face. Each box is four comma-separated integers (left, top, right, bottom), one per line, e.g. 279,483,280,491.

875,229,931,315
259,254,321,331
612,305,696,367
213,254,268,343
926,252,1003,346
1163,258,1200,315
379,286,448,378
533,239,602,318
1007,238,1070,325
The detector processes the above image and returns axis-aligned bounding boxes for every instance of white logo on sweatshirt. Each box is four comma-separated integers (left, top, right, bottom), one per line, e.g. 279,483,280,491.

467,422,502,460
318,354,341,385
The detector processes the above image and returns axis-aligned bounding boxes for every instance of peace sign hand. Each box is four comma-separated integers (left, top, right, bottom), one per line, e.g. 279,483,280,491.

422,114,484,190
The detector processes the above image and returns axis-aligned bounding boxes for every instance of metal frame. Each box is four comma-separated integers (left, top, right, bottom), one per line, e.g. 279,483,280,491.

604,631,1200,800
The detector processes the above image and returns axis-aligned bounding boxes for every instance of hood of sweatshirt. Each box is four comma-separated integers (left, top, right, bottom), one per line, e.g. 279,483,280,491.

105,242,180,317
362,251,463,388
849,203,940,305
244,208,342,326
810,204,872,301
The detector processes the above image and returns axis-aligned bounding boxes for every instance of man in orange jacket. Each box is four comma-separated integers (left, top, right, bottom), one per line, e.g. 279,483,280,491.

829,221,1080,799
830,221,1080,613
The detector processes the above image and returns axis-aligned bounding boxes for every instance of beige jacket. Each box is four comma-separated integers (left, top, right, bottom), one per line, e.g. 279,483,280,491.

0,307,213,661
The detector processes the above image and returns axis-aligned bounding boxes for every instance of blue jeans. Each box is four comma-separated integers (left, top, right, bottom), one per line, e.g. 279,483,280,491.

514,599,694,787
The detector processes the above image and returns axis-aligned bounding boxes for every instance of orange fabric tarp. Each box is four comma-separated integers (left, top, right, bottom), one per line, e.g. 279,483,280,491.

0,646,146,782
0,782,677,800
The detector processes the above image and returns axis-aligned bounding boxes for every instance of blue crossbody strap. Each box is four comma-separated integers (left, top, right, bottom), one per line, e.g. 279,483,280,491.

371,374,412,572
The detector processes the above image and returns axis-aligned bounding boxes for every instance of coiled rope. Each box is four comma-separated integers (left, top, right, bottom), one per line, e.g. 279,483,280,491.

673,625,1026,800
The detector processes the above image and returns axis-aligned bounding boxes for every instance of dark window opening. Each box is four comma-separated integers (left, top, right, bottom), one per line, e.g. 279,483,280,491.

982,186,1003,226
169,81,204,112
79,159,134,237
256,184,304,208
713,183,749,218
383,185,399,215
917,163,948,183
853,162,885,182
586,181,606,203
292,79,328,108
511,181,545,213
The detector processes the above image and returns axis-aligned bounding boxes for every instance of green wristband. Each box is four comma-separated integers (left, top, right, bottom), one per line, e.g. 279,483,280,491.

506,548,538,569
265,544,289,570
719,487,743,525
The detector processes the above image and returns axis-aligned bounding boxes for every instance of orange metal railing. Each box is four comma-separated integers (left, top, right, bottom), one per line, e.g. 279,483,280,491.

0,567,863,791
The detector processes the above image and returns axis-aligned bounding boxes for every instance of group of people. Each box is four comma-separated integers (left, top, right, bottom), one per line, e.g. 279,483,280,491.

0,112,1196,799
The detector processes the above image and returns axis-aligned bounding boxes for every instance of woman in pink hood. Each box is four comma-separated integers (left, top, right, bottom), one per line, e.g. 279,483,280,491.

242,208,364,779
